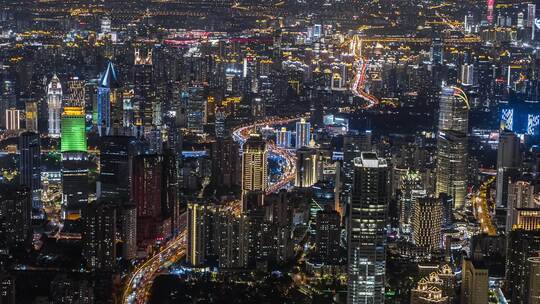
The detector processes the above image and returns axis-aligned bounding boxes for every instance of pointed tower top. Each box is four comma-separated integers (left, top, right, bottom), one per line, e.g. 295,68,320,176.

99,61,119,88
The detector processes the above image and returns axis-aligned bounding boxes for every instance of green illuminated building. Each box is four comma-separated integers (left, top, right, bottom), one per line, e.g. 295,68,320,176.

61,107,87,152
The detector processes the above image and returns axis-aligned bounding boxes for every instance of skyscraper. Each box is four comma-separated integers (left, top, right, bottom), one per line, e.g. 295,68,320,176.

132,155,172,250
97,62,120,136
315,208,341,265
461,257,488,304
348,152,389,304
436,86,469,210
5,108,20,131
437,86,468,133
61,107,86,153
47,74,62,137
18,131,41,209
528,255,540,304
436,131,468,210
411,197,443,251
0,185,31,248
295,146,319,188
506,230,540,303
496,131,520,208
61,152,89,220
25,101,38,132
295,118,311,149
187,202,208,266
82,200,117,271
98,136,137,200
276,127,292,148
242,134,268,203
66,77,85,108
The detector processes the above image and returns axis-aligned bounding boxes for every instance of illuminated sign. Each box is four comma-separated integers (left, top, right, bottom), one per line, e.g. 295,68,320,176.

527,114,540,135
501,108,513,131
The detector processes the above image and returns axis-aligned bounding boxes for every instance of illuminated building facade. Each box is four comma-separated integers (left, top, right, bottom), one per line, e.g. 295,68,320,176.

18,132,41,209
295,118,311,149
25,101,38,132
5,108,20,131
61,152,89,220
506,230,540,304
411,197,443,251
82,201,117,271
187,202,208,266
66,78,85,108
295,146,319,188
436,86,469,210
132,155,173,251
507,180,540,233
528,256,540,303
315,209,340,264
276,127,292,148
348,152,388,304
241,135,268,201
496,131,520,209
47,74,62,137
0,185,31,247
98,136,137,200
97,62,120,136
61,107,86,153
460,258,488,304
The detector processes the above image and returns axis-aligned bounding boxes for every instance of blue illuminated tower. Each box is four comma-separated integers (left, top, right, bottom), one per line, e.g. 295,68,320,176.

97,62,119,136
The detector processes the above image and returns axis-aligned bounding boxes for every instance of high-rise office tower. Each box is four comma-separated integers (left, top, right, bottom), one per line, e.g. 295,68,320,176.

242,135,268,203
120,203,137,261
436,131,468,210
5,108,20,131
437,86,468,133
133,48,154,129
496,131,520,208
132,155,172,250
0,185,31,247
187,202,208,266
212,138,240,189
66,77,85,108
506,180,540,233
61,152,89,220
61,107,86,153
215,210,248,269
411,197,443,251
528,4,536,28
436,86,469,210
315,209,341,264
461,258,488,304
506,230,540,303
295,118,311,149
487,0,495,24
98,136,136,200
25,101,38,132
82,201,117,271
460,64,475,86
184,86,206,133
430,38,443,65
528,255,540,304
276,127,292,148
295,146,319,188
348,152,389,304
47,74,62,137
97,62,120,136
0,273,15,304
18,131,41,209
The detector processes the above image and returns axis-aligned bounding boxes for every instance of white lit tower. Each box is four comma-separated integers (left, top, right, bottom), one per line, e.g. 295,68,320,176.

47,74,62,138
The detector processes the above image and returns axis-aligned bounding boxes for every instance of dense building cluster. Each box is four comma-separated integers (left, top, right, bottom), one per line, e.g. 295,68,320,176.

1,0,540,303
